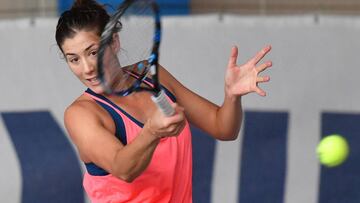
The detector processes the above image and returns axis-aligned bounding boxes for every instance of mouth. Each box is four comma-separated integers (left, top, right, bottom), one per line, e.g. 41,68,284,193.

86,77,101,85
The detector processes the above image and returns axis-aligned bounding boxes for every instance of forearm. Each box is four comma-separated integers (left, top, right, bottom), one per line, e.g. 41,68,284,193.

109,104,186,182
178,88,242,140
111,126,160,182
215,95,243,140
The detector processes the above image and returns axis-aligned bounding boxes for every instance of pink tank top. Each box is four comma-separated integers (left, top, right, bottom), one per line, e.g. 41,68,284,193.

82,80,193,203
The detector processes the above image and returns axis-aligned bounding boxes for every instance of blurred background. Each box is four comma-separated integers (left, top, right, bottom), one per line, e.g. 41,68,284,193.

1,0,360,203
2,0,360,17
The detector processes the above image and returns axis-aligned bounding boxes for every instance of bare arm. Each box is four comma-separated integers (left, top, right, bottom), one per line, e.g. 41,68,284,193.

65,100,185,182
160,45,272,140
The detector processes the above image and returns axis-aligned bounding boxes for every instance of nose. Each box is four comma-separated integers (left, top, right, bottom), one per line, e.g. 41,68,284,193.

83,58,95,74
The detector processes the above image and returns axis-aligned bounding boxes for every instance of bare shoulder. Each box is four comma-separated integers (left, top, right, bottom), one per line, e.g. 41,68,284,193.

64,95,109,139
64,95,118,163
65,95,100,123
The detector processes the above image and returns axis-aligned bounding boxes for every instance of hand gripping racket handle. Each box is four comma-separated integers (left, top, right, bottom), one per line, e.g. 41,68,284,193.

151,89,175,116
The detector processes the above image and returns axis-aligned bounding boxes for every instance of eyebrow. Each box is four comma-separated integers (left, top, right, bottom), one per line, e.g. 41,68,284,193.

65,43,97,56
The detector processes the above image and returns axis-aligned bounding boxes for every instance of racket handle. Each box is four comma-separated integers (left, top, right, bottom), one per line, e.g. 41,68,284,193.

151,90,175,116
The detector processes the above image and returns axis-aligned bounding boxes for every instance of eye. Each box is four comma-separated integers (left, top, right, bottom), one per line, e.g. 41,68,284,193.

90,50,98,56
68,57,79,64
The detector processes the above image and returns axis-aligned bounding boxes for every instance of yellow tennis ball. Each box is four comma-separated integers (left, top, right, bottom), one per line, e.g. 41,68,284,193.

317,134,349,167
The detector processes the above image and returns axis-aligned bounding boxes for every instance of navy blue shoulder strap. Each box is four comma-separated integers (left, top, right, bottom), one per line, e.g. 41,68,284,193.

84,89,130,176
85,89,127,145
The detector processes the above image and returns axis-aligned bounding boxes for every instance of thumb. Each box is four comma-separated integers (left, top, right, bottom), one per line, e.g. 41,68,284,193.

227,46,238,67
166,103,185,123
171,103,185,114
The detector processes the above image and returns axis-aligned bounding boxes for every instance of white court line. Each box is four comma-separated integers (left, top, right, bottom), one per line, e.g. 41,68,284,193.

211,129,243,203
284,109,320,203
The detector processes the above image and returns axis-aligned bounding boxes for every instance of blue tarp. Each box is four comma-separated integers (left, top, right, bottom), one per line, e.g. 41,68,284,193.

58,0,190,15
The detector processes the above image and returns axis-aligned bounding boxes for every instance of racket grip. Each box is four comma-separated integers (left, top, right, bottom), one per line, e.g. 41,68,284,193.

151,90,175,116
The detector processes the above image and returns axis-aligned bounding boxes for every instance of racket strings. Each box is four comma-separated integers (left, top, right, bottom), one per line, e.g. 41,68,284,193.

99,0,157,95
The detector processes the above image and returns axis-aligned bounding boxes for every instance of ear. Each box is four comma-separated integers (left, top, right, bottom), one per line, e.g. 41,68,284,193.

111,33,120,52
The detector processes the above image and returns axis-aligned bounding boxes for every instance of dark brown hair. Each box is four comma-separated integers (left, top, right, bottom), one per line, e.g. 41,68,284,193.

55,0,110,52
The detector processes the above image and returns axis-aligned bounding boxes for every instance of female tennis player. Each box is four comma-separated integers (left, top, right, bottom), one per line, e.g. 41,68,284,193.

55,0,272,202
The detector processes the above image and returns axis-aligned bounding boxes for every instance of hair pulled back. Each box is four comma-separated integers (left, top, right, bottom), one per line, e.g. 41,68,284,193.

55,0,110,52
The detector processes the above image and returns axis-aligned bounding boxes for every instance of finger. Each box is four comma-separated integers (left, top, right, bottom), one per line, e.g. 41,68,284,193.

257,76,270,83
165,105,185,124
173,103,185,113
178,120,186,132
165,114,184,126
250,45,271,65
256,61,272,73
167,124,178,135
172,121,187,136
227,46,238,67
165,122,183,137
255,87,267,97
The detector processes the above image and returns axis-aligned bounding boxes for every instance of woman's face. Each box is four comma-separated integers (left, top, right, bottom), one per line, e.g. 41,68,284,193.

61,30,104,93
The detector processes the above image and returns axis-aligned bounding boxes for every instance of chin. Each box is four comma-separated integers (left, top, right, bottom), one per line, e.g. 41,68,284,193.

88,85,105,94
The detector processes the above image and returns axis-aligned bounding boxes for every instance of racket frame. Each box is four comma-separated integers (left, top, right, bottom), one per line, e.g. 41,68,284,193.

97,0,174,116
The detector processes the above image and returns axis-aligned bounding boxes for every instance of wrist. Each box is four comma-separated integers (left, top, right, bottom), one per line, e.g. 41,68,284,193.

225,91,241,103
143,119,161,142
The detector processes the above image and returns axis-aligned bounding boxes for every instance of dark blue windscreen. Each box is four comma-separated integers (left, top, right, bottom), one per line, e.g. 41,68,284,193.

239,111,288,203
319,112,360,203
58,0,190,15
191,125,216,203
2,111,84,203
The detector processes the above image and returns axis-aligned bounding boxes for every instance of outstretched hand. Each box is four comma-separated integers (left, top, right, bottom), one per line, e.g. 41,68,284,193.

225,45,272,98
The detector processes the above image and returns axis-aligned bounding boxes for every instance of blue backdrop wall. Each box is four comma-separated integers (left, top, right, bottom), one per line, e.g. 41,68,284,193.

58,0,190,15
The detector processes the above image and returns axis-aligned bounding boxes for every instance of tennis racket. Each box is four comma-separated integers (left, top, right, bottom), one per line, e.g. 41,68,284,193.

97,0,174,116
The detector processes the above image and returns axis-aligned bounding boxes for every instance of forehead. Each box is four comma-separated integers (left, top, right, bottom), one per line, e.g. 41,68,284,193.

62,30,100,55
